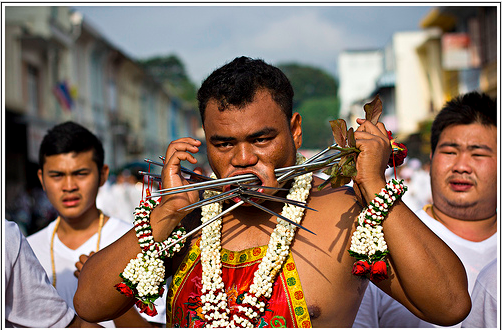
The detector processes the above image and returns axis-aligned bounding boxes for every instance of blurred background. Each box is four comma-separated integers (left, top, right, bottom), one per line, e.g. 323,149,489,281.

3,4,498,235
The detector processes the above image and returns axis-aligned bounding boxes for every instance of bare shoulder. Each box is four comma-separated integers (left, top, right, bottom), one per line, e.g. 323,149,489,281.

305,176,362,231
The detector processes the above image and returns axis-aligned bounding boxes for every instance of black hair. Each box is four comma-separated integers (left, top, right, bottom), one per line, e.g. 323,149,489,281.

197,56,294,123
38,121,104,172
431,91,496,153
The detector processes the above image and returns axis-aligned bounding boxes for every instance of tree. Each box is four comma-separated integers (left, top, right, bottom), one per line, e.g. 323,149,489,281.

138,55,197,103
296,97,340,149
278,63,338,107
278,63,340,149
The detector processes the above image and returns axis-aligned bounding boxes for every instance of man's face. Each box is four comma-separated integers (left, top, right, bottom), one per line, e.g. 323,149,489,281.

203,89,302,196
38,150,108,221
430,123,497,220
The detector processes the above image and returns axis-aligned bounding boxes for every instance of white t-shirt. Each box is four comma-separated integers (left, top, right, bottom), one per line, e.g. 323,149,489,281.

27,216,167,326
353,209,497,328
462,258,498,328
5,220,75,328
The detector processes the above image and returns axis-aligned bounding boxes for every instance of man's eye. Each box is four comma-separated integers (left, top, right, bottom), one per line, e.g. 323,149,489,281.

254,137,271,143
216,142,232,148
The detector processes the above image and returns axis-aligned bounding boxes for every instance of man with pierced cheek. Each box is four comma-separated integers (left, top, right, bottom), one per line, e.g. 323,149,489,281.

75,57,471,328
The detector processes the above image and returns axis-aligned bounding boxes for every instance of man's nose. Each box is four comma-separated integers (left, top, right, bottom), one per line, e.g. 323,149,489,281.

63,176,78,192
231,143,259,168
452,153,473,174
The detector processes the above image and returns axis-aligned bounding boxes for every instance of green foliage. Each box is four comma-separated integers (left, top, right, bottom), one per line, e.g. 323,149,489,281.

138,54,197,103
295,97,340,149
277,63,340,150
277,63,338,107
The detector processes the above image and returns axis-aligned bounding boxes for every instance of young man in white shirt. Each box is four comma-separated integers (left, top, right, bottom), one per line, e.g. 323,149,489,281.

353,91,497,328
27,121,166,327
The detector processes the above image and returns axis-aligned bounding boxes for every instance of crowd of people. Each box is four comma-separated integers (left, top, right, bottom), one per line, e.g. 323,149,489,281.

5,56,497,328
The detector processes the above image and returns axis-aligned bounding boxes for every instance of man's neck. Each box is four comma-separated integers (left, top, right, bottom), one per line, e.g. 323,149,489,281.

57,208,106,250
427,205,497,242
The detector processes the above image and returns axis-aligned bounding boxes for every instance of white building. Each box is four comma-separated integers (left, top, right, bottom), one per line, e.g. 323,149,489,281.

337,28,445,140
337,49,384,125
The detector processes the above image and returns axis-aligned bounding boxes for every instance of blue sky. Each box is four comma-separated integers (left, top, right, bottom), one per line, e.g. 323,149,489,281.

72,4,434,85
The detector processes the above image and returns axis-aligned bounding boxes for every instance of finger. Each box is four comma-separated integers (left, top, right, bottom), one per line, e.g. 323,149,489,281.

355,118,366,125
355,121,387,140
163,140,202,174
79,254,90,263
74,270,80,278
193,166,204,175
165,138,201,160
376,122,388,136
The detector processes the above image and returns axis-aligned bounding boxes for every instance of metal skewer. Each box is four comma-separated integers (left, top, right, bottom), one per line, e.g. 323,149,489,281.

239,196,316,235
145,158,342,198
177,188,242,212
277,143,336,183
159,200,245,252
238,189,316,211
157,147,337,252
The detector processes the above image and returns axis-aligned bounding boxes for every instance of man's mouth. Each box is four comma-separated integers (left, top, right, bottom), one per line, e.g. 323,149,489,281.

62,196,80,207
449,179,474,192
222,174,265,205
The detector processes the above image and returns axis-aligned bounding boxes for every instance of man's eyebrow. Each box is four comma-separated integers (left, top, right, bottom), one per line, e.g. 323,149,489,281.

209,135,235,143
247,127,278,139
438,142,494,152
209,127,278,142
46,168,91,175
468,144,494,152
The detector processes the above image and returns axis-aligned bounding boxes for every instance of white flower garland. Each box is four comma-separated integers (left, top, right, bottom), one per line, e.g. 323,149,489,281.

115,197,187,315
200,153,313,328
348,179,406,278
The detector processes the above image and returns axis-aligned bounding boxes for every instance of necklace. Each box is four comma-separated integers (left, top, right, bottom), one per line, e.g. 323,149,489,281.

50,210,104,287
425,204,442,223
199,153,313,328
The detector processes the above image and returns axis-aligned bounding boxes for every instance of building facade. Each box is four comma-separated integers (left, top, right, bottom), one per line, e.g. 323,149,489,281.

4,6,201,233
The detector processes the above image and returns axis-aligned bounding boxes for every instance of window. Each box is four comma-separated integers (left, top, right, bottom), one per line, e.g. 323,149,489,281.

27,65,39,116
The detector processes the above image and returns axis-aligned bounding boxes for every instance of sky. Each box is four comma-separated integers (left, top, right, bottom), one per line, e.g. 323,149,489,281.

72,3,435,85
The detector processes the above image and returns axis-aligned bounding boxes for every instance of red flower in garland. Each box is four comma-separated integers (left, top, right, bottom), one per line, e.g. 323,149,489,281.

369,260,388,282
387,131,408,167
351,260,371,276
135,300,158,317
114,282,134,297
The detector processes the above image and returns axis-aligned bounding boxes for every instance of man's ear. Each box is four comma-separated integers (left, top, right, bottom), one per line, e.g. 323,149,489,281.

290,112,303,149
37,169,45,191
99,165,110,187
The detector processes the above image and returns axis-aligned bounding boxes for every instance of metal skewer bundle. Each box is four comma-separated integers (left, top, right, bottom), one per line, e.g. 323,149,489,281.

138,143,357,253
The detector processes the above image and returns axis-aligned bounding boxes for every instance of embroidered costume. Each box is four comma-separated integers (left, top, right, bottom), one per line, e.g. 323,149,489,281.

167,239,312,328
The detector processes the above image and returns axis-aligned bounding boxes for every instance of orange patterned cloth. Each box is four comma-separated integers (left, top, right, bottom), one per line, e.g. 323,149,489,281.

166,238,312,328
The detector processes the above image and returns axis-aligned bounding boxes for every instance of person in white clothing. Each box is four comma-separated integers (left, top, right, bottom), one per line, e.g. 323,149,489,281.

5,220,99,328
28,121,166,327
462,258,498,328
353,91,497,328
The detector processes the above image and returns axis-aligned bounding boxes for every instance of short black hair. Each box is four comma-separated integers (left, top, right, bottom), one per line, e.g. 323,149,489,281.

197,56,294,123
431,91,496,154
38,121,104,172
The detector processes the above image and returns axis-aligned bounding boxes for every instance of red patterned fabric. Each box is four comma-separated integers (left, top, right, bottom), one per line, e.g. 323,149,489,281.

166,239,312,328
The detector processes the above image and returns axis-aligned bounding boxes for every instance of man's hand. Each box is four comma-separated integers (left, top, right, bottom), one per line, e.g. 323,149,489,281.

353,118,392,202
149,138,203,242
75,252,95,278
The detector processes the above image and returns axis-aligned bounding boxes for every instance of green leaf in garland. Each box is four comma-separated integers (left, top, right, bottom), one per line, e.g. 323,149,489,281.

340,156,357,177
